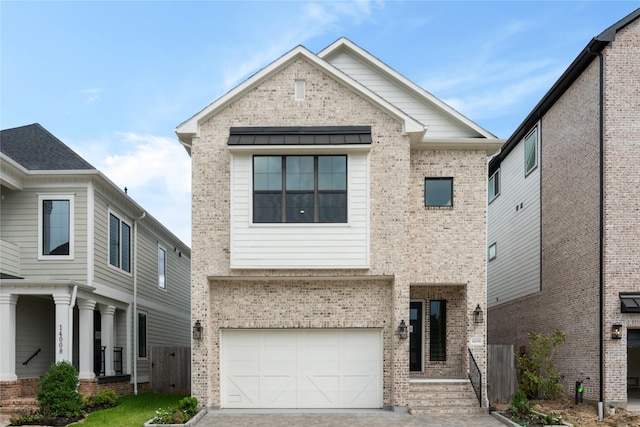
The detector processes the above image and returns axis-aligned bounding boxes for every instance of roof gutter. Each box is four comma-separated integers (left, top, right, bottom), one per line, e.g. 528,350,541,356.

488,8,640,175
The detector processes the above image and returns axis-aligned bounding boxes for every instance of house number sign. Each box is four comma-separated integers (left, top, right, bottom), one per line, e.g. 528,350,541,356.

59,325,64,354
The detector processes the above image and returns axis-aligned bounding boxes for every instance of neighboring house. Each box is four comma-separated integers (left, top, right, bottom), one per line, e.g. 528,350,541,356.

487,9,640,409
176,38,503,412
0,124,191,411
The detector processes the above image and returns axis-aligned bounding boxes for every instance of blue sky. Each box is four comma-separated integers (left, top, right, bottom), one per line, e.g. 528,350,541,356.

2,1,638,246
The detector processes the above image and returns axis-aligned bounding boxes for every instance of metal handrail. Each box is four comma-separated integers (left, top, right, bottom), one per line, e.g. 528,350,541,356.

22,348,41,365
468,347,482,407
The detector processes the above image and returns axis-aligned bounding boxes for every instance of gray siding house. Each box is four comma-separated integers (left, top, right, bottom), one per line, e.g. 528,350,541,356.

177,38,503,413
487,8,640,411
0,124,191,412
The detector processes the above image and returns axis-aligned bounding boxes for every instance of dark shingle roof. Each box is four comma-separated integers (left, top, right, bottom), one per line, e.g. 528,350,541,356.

0,123,95,171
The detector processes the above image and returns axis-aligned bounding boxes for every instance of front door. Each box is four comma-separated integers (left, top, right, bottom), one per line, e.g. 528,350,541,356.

409,301,423,372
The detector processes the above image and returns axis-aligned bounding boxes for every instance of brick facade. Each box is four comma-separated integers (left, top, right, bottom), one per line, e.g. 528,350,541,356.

488,15,640,407
190,53,490,409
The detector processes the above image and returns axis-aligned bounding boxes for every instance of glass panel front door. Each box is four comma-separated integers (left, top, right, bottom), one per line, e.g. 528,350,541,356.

409,301,423,372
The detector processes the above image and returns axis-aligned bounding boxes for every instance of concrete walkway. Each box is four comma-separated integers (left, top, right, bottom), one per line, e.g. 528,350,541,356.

195,409,507,427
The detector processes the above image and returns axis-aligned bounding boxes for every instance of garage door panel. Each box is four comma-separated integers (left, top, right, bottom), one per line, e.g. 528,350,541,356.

221,329,382,408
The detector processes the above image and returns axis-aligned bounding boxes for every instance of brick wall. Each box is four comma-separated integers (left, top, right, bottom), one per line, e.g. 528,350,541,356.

602,16,640,405
489,16,640,406
191,56,489,408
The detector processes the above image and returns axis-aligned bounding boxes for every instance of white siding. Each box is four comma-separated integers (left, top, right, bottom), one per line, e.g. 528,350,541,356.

326,52,478,138
0,185,88,280
230,152,369,269
487,135,541,307
0,239,20,277
16,295,55,378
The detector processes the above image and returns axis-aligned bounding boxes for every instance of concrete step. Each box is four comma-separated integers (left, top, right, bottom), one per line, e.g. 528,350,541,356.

408,379,482,415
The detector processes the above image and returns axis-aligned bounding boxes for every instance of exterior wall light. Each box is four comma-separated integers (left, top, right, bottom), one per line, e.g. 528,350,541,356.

611,323,622,340
398,320,409,339
474,304,484,324
193,320,203,340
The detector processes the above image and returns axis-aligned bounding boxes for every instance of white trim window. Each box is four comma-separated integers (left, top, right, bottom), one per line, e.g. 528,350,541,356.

38,194,74,260
488,243,497,261
488,169,500,202
158,246,167,290
138,312,147,358
109,211,131,273
525,126,538,176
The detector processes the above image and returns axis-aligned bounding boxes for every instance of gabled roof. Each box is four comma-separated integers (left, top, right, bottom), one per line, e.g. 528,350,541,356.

489,8,640,174
0,123,95,171
175,43,430,152
318,37,497,140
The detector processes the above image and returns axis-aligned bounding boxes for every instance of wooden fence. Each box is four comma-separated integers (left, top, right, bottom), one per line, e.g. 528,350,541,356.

150,346,191,394
487,344,517,403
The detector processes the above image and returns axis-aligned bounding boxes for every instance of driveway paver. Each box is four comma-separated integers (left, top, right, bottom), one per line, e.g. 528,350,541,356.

195,409,507,427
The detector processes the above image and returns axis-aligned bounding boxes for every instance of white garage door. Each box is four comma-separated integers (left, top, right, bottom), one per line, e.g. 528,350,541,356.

220,329,382,408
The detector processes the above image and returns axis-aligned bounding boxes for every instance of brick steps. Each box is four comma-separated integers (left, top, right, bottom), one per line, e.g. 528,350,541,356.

0,397,38,415
408,378,485,415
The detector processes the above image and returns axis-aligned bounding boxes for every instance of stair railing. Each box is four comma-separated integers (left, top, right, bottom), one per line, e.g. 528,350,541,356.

22,348,42,365
468,347,482,407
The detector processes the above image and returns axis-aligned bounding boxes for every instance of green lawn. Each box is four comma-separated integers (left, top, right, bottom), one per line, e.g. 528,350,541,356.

80,393,188,427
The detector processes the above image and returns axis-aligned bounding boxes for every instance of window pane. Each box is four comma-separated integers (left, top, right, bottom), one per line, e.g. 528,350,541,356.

286,192,314,223
254,193,282,223
42,199,70,255
122,223,131,272
286,156,314,190
318,192,347,222
525,129,537,174
138,313,147,358
254,156,282,191
430,300,446,361
318,156,346,190
488,243,497,261
109,214,120,267
158,247,166,289
425,178,453,207
489,170,499,202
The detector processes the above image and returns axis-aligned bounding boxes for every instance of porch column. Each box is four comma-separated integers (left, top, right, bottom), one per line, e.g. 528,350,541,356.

0,294,19,381
53,294,72,363
77,299,96,379
99,304,116,376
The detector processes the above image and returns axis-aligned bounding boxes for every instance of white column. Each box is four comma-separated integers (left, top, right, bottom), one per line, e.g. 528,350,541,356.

53,294,71,363
77,299,96,379
99,304,116,376
0,294,19,381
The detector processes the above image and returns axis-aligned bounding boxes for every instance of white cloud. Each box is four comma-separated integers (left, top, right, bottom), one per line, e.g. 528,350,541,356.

75,88,103,105
72,132,192,245
220,0,382,89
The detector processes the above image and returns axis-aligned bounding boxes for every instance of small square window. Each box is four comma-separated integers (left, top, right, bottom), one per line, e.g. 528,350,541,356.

488,243,497,261
425,178,453,207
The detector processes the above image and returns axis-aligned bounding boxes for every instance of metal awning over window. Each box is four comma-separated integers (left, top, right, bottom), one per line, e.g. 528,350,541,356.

620,293,640,313
227,126,372,146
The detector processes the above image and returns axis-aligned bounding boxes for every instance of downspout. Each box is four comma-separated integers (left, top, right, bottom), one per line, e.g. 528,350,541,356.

596,50,605,420
133,211,146,395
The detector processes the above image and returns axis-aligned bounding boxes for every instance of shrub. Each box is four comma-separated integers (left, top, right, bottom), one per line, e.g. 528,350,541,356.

516,330,566,399
151,396,199,424
94,389,118,407
8,410,44,426
178,396,198,418
509,389,532,419
83,388,119,410
37,361,84,422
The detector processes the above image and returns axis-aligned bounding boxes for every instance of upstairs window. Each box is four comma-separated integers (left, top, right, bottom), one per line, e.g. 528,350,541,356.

39,195,74,259
489,169,500,202
253,155,347,223
425,178,453,208
109,212,131,273
158,246,166,290
525,127,538,176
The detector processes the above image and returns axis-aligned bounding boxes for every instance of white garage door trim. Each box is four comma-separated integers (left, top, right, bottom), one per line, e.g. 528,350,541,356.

220,328,383,409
